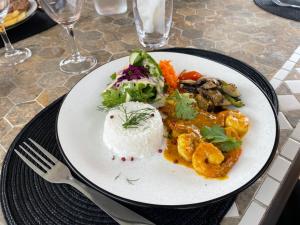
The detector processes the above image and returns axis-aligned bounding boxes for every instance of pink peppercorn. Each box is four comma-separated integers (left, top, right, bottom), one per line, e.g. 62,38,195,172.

121,157,126,161
158,149,162,153
130,157,134,161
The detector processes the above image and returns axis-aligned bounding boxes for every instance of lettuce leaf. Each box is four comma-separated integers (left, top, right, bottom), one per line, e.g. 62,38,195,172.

101,83,157,108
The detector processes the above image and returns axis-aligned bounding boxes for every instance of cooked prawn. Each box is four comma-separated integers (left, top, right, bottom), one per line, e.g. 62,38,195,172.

177,133,197,161
225,127,240,140
192,142,241,178
225,111,249,137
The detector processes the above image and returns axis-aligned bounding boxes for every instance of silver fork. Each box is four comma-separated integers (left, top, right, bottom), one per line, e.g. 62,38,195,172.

15,138,155,225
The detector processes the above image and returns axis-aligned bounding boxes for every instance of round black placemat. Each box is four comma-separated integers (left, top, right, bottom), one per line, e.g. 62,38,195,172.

254,0,300,21
1,49,278,225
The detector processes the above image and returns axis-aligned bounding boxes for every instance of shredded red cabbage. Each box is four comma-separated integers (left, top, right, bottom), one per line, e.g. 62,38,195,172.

115,65,149,86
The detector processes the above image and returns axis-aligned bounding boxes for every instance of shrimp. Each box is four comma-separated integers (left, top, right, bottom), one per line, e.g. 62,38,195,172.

177,133,197,161
225,111,249,137
192,142,241,178
225,127,240,140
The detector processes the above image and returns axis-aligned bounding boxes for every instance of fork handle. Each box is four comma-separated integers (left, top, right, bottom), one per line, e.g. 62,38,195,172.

65,176,155,225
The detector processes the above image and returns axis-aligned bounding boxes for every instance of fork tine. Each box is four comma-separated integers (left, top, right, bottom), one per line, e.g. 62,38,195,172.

23,142,53,168
15,150,45,177
28,138,58,163
19,145,50,171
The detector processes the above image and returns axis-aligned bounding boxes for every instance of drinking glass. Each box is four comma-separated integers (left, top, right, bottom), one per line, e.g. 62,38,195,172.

93,0,127,15
272,0,300,8
0,0,31,66
133,0,173,49
39,0,97,74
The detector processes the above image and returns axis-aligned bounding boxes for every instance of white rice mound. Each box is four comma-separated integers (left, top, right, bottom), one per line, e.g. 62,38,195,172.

103,102,164,158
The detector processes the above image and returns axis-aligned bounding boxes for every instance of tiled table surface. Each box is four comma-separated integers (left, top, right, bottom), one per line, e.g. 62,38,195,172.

0,0,300,224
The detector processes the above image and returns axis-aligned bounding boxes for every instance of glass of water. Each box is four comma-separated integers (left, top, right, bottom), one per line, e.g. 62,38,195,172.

133,0,173,49
93,0,127,15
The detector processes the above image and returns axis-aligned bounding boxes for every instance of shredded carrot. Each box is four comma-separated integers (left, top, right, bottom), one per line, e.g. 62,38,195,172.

159,60,178,89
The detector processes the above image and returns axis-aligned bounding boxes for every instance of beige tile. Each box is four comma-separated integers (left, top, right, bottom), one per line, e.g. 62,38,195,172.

0,79,15,98
236,176,265,215
221,218,240,225
37,47,65,59
11,70,43,88
8,85,42,104
0,118,12,138
278,95,300,112
0,98,13,118
0,126,23,150
36,87,68,107
238,201,266,225
286,69,300,80
284,110,300,128
64,75,85,90
6,102,42,126
38,72,67,89
280,138,300,160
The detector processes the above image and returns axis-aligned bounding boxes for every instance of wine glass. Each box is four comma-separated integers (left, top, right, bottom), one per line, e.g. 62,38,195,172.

39,0,97,74
0,0,31,66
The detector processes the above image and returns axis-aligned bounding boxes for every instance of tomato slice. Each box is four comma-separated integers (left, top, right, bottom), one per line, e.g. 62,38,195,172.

178,71,202,81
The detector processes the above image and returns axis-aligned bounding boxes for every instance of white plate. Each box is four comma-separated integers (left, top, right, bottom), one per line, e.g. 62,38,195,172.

57,52,278,208
7,0,38,30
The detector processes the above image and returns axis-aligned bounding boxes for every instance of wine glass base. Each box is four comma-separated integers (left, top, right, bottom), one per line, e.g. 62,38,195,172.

0,48,32,66
59,55,97,75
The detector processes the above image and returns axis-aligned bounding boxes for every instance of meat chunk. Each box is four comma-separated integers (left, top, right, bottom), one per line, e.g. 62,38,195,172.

8,0,29,13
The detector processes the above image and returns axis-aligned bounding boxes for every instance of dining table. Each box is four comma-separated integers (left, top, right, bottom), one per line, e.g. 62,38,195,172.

0,0,300,225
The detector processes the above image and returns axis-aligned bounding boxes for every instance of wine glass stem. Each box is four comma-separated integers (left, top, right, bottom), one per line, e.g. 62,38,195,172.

64,25,81,61
0,24,15,55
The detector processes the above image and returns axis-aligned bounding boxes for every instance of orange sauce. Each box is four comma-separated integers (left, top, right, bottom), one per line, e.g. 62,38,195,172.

164,140,193,168
163,142,230,180
161,106,242,179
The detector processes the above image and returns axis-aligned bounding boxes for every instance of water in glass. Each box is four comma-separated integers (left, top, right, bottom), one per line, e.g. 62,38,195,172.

93,0,127,15
133,0,173,49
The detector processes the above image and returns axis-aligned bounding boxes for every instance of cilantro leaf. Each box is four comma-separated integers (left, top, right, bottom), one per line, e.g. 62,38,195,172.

172,90,198,120
217,139,242,152
200,125,242,152
200,126,228,142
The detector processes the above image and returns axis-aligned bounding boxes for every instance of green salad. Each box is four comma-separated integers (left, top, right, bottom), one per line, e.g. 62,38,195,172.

101,50,165,108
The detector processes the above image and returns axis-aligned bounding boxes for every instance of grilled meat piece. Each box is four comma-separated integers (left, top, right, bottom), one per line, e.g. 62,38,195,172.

8,0,29,13
180,76,244,110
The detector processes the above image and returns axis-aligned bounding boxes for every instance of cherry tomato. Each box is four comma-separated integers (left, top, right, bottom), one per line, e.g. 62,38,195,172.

178,71,202,81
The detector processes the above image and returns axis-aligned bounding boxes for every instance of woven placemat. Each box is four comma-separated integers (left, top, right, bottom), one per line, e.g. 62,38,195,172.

0,49,278,225
0,9,56,48
254,0,300,21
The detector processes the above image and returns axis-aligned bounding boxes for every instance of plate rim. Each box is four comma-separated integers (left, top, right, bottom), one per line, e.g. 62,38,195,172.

55,49,279,209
